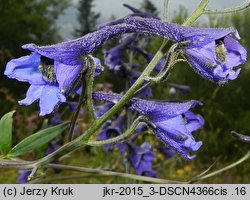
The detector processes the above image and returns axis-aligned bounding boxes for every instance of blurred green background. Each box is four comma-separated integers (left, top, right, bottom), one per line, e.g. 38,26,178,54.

0,0,249,183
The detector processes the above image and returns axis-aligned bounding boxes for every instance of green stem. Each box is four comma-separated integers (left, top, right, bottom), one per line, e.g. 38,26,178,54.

163,0,170,21
86,56,97,121
183,0,210,26
81,43,167,142
45,163,185,184
87,116,145,147
144,43,179,82
68,79,85,142
189,151,250,183
29,174,93,183
204,0,250,14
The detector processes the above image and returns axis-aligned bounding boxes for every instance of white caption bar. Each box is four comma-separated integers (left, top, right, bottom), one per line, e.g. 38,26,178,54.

0,184,249,200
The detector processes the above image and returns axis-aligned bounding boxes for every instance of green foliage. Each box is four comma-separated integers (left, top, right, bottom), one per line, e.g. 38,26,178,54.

141,0,159,15
74,0,100,37
0,0,68,55
0,0,69,116
0,111,15,155
7,121,70,158
172,5,188,24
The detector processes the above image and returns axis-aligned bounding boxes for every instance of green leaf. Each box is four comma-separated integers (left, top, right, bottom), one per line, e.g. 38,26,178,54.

0,111,15,155
7,122,70,158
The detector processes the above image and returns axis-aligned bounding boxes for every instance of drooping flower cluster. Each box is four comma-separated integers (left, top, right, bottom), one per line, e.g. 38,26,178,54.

124,16,247,84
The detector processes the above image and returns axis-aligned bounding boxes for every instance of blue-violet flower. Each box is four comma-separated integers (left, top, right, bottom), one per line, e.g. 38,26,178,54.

92,91,204,159
125,16,247,84
4,22,160,115
127,142,156,177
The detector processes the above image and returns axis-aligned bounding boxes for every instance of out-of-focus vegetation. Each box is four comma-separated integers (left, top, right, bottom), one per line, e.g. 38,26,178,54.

0,0,68,115
0,1,250,183
74,0,100,37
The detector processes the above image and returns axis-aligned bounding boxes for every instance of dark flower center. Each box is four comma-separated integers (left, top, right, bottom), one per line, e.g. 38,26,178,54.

39,56,57,83
215,39,227,64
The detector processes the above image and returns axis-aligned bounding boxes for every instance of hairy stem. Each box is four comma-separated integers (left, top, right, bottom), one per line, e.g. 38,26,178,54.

163,0,170,21
68,79,85,142
86,56,97,121
204,0,250,14
87,116,145,146
183,0,209,26
45,163,185,184
189,151,250,183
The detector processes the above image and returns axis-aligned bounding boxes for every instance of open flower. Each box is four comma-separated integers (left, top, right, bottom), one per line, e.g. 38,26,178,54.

4,53,102,116
4,22,160,115
92,91,204,159
124,17,247,84
127,142,156,177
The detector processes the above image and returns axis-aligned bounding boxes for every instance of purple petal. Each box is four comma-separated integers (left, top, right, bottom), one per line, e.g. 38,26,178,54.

22,23,157,66
154,114,203,159
104,45,125,71
39,85,66,116
155,115,188,140
54,61,83,95
129,98,202,122
19,85,44,105
92,91,202,122
17,170,31,183
93,57,105,77
4,53,45,85
184,111,205,132
223,36,247,68
154,129,196,160
116,143,127,155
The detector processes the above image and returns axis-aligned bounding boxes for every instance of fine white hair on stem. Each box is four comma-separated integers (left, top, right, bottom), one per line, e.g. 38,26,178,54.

163,0,170,21
204,0,250,14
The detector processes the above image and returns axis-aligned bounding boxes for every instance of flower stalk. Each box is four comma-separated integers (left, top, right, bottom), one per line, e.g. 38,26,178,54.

68,79,85,142
85,56,97,121
87,116,145,147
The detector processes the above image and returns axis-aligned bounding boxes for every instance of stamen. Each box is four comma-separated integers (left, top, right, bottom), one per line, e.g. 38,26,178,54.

39,56,57,83
215,39,227,64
